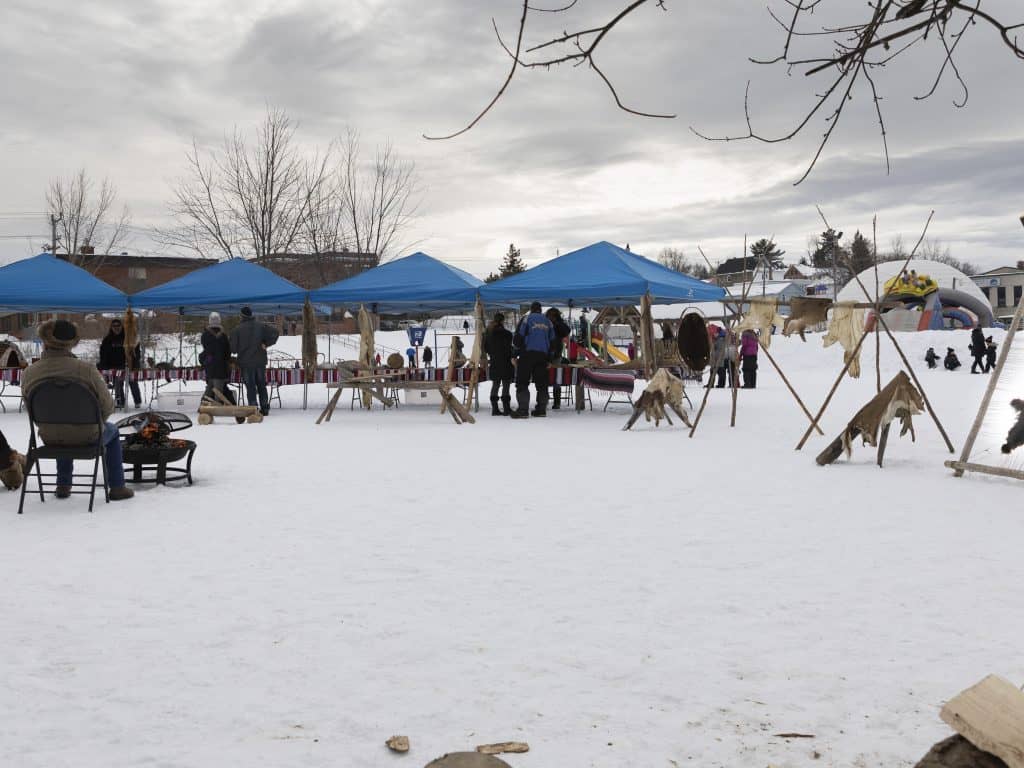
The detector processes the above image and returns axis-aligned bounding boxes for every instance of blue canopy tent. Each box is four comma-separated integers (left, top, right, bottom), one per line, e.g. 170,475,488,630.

130,258,310,314
0,253,128,312
309,251,484,314
480,241,725,306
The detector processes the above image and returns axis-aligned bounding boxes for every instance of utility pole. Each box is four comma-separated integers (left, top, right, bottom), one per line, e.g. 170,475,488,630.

830,229,844,299
49,213,62,255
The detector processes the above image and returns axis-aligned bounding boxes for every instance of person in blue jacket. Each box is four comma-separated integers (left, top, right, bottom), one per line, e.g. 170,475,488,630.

511,301,555,418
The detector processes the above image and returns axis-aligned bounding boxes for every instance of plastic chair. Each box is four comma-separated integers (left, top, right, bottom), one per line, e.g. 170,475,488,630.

18,378,108,513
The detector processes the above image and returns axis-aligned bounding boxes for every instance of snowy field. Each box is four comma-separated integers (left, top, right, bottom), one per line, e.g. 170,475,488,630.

1,328,1022,768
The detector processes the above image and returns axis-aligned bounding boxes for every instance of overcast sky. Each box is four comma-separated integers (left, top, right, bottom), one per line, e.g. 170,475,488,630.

1,0,1022,275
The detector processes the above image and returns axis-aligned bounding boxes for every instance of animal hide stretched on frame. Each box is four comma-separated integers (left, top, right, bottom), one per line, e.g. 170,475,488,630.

816,370,924,465
677,313,710,371
735,299,785,348
823,303,867,379
622,367,691,431
783,297,833,341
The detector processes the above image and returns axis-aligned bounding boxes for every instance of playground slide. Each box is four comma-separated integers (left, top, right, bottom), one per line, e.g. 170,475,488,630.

589,334,630,363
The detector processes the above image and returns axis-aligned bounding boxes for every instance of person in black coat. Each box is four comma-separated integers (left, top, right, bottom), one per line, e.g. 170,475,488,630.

985,336,998,372
546,308,571,410
201,312,235,404
924,347,939,369
970,326,987,373
98,317,142,408
944,347,961,371
483,313,514,415
422,345,433,369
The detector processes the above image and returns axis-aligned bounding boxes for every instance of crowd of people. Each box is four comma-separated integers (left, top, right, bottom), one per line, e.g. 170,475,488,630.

925,327,997,373
708,328,759,389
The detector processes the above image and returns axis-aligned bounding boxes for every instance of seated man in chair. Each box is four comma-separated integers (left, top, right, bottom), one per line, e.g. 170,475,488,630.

20,320,134,500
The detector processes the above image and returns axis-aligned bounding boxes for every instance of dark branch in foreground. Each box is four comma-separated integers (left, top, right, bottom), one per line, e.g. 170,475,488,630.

428,1,1023,183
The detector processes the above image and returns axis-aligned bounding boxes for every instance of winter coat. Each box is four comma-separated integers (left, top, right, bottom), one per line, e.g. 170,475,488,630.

21,349,114,446
98,330,141,370
986,342,997,366
550,317,571,361
484,325,514,380
423,347,433,365
944,351,961,370
515,312,554,355
711,334,727,367
970,327,985,357
925,349,939,366
200,328,232,379
740,332,759,357
229,316,279,369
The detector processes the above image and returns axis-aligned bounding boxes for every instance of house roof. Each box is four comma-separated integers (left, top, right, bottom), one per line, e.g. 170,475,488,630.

715,257,755,275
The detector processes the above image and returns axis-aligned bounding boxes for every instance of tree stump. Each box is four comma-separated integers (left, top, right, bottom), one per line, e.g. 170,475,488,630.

425,752,512,768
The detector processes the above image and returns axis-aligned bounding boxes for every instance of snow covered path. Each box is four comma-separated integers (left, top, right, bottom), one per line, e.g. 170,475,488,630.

1,330,1022,768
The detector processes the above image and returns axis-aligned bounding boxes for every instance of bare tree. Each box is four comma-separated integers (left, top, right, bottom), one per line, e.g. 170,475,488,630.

430,1,1023,181
337,129,419,262
657,245,711,279
165,112,418,267
46,169,131,269
164,109,326,263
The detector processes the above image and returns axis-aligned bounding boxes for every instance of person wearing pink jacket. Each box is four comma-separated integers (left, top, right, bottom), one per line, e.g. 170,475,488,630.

740,330,759,389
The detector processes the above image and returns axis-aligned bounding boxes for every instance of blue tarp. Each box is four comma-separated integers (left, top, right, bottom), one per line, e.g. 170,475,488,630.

480,241,726,306
0,253,128,312
309,251,484,313
130,258,309,314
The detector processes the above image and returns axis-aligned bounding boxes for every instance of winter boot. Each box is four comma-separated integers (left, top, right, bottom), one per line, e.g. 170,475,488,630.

501,396,512,416
510,405,529,419
109,486,135,501
531,408,546,418
55,485,72,499
491,401,501,416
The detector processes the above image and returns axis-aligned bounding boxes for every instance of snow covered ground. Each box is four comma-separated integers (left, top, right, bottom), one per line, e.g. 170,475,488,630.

1,328,1022,768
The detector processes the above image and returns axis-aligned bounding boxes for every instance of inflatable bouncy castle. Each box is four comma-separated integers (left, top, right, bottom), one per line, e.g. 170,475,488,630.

836,259,995,331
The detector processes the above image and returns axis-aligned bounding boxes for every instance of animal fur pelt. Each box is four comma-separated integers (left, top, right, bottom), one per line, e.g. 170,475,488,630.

816,370,924,466
622,368,692,431
823,303,866,379
783,297,833,341
0,450,25,490
735,300,785,348
676,313,710,371
1001,399,1024,454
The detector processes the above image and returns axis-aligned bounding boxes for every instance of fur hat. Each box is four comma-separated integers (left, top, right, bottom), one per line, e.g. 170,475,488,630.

208,311,222,328
240,306,253,318
38,319,80,351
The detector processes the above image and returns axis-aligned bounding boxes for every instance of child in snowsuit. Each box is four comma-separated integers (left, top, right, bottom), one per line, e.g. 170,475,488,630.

985,337,997,372
944,348,961,371
925,347,939,369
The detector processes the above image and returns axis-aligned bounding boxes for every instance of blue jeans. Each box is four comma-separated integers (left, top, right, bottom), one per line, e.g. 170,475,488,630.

56,422,125,488
242,367,268,411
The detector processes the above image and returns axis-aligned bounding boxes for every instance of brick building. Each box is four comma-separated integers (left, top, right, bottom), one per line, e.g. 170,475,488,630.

260,251,379,289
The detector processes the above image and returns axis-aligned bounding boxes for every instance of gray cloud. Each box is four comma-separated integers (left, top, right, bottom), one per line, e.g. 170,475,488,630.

0,0,1021,274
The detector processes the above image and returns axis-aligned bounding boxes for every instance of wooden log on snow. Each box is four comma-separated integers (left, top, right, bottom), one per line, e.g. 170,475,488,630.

940,675,1024,768
914,735,1009,768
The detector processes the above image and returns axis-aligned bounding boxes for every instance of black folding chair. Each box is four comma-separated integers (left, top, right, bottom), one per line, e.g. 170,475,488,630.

18,378,109,513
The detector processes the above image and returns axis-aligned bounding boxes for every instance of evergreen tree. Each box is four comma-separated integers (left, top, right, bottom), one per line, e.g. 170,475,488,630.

485,242,527,282
811,228,846,270
848,230,873,275
749,237,786,276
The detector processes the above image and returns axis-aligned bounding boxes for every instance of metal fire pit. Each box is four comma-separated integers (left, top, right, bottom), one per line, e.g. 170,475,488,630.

115,411,197,486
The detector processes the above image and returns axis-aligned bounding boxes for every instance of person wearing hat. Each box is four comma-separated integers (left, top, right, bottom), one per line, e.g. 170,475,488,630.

229,306,279,416
985,335,998,372
20,320,134,500
98,317,142,408
924,346,939,369
969,326,986,374
483,312,513,415
201,312,234,404
510,301,555,418
943,347,961,371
